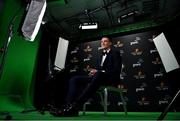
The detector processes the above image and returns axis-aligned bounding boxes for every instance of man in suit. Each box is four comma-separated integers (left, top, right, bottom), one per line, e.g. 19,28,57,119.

50,36,122,117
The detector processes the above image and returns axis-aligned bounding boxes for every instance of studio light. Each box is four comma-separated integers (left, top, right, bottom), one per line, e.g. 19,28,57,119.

21,0,47,42
79,22,98,29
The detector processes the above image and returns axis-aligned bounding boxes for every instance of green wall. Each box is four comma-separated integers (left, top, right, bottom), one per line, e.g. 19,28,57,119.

0,0,41,111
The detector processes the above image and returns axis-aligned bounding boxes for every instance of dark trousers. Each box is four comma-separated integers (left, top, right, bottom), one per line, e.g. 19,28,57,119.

65,72,113,106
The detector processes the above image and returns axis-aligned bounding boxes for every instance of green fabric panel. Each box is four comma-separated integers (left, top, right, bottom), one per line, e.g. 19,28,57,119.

48,0,66,4
0,0,41,111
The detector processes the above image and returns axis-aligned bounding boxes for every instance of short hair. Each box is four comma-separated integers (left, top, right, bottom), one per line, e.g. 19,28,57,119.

101,36,112,42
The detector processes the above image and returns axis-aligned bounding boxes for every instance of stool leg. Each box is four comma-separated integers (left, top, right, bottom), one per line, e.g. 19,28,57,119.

104,88,108,115
119,90,127,115
82,103,87,115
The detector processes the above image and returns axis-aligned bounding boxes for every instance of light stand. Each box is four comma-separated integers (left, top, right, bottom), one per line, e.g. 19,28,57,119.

157,89,180,121
0,24,13,79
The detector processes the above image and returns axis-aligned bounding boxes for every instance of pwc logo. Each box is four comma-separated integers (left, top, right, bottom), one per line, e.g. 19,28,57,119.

70,46,79,54
154,68,164,78
130,37,141,45
150,48,157,54
158,95,170,105
133,58,144,68
83,54,92,62
136,83,147,92
70,65,79,73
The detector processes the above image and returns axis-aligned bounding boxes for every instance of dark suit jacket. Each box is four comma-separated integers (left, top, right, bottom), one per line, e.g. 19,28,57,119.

97,47,122,84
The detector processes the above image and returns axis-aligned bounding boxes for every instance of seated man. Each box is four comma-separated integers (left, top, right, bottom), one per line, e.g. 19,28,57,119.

50,36,122,117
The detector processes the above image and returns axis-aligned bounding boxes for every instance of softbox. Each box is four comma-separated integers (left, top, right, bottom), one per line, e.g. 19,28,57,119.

21,0,46,42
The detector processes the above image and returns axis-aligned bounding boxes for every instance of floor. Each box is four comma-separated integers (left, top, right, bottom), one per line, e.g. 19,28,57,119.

0,111,180,120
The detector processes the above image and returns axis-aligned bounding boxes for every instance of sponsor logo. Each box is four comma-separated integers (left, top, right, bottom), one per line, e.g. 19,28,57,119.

136,83,147,92
83,54,92,62
70,65,79,72
156,81,168,91
134,70,146,79
133,58,144,68
137,96,150,106
154,69,164,78
148,35,156,42
70,57,79,63
152,57,162,65
117,101,124,106
150,48,157,54
70,46,79,54
83,64,92,72
117,84,128,93
120,49,124,55
114,40,124,47
130,37,141,45
158,95,170,105
131,48,143,56
84,45,92,52
159,100,168,105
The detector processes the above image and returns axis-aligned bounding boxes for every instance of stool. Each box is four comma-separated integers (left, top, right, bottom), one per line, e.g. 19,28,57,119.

82,85,128,115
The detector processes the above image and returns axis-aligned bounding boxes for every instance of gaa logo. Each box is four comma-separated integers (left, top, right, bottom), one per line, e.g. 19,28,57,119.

152,57,162,65
156,81,168,91
83,64,92,72
131,48,143,56
114,40,124,48
118,84,128,93
134,70,146,79
137,96,150,106
84,45,92,52
70,57,79,63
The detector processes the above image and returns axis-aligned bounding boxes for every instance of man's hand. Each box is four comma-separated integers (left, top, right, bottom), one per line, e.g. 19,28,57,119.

88,69,97,76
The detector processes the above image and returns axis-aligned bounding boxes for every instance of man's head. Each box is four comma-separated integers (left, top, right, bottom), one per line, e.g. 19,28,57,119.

101,36,112,50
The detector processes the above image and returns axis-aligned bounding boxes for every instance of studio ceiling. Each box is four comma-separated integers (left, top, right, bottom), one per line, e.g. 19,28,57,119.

44,0,180,41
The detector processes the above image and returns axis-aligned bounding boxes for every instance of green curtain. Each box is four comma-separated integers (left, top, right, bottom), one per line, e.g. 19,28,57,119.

0,0,41,112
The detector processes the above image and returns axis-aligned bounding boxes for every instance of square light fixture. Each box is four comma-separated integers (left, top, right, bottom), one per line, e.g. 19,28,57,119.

79,22,98,29
22,0,47,42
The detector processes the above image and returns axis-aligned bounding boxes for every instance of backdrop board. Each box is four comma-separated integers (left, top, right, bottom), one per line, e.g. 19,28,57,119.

66,30,177,112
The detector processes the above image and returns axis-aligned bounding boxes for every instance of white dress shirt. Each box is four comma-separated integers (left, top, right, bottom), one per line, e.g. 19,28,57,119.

100,49,110,67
